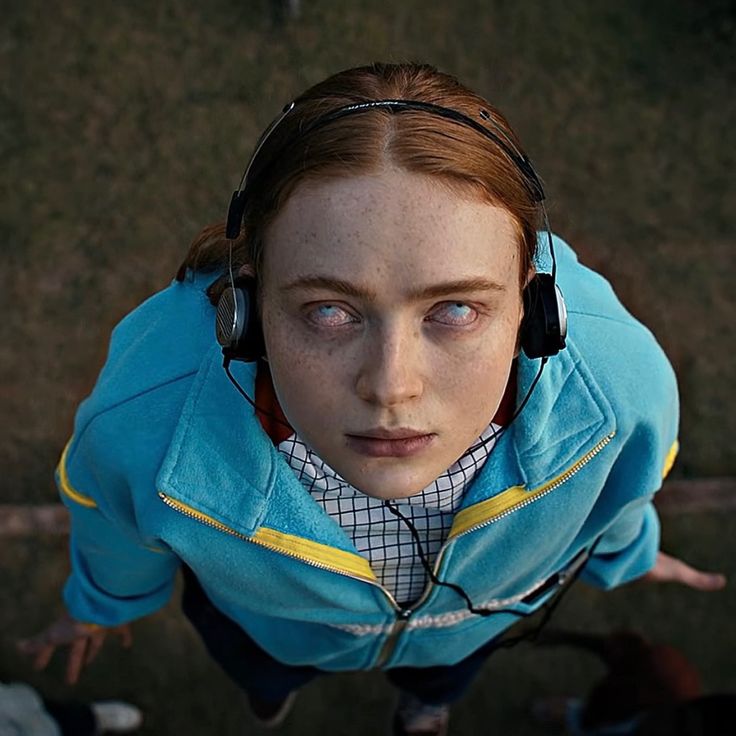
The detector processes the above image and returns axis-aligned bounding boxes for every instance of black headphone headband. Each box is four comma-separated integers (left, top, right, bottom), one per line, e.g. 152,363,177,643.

226,98,545,240
284,100,545,201
220,97,567,361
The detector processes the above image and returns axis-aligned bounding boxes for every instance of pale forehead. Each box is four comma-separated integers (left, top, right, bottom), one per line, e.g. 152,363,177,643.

262,168,520,288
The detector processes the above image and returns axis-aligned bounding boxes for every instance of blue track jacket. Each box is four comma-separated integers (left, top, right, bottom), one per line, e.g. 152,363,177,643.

56,235,679,670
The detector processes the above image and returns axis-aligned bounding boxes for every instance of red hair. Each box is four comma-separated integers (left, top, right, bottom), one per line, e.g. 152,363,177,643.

176,63,541,304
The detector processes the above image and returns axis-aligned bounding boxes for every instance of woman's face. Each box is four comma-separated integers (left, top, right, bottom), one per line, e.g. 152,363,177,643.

260,167,524,500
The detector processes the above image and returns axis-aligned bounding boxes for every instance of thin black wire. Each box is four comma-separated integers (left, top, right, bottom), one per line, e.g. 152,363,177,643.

383,501,494,615
540,203,557,283
464,356,548,455
223,356,294,431
384,498,602,647
494,535,603,649
383,500,562,619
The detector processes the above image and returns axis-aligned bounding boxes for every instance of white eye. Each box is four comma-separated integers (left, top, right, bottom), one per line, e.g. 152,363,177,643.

308,304,355,327
428,302,478,326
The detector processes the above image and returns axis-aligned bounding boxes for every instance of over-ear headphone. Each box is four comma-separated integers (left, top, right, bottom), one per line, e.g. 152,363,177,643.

215,99,567,362
215,273,263,363
521,273,568,359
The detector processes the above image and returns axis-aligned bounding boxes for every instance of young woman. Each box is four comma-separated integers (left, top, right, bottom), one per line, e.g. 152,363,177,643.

19,63,724,736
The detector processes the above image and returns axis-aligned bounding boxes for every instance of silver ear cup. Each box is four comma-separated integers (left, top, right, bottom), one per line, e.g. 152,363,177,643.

215,286,248,348
555,284,568,345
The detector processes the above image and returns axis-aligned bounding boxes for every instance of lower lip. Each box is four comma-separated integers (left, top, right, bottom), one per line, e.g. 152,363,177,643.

345,434,436,458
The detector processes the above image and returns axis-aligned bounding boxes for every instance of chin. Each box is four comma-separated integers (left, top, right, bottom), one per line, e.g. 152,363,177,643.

343,466,433,501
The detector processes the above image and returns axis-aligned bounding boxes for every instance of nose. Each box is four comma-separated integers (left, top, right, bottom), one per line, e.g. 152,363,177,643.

355,321,424,407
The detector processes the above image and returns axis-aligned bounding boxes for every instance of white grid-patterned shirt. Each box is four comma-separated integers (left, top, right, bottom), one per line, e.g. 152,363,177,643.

277,425,500,606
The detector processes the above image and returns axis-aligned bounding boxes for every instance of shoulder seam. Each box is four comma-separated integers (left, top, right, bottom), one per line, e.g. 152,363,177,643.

64,369,200,494
568,309,652,332
87,369,199,424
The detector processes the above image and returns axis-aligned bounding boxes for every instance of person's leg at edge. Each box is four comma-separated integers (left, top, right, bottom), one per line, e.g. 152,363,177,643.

180,566,323,726
386,636,501,735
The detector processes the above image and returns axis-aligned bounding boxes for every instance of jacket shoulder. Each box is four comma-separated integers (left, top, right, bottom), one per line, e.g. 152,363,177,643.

551,236,678,471
552,235,676,401
551,234,641,326
75,271,219,431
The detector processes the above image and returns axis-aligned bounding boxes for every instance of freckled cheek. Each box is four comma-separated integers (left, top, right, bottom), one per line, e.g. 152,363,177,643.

435,359,509,406
264,321,354,419
431,330,517,414
268,331,321,382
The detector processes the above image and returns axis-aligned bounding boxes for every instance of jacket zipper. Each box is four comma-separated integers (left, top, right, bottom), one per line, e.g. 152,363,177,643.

453,432,616,539
158,491,401,609
373,431,615,667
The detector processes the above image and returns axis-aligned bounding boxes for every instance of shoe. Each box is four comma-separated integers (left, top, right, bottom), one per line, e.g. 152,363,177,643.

392,691,449,736
90,701,143,733
248,691,297,729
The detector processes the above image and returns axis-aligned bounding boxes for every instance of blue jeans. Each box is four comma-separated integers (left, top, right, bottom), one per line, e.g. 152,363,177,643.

181,567,500,705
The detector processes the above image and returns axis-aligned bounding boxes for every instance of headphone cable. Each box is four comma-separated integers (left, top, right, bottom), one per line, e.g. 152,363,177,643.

223,356,294,431
464,355,547,455
384,498,601,645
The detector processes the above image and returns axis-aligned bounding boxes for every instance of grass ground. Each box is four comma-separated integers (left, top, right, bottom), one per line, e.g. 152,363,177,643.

1,1,734,733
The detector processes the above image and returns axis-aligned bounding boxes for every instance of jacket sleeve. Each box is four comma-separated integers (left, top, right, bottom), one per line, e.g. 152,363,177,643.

53,276,216,625
57,422,180,626
579,495,661,590
579,350,680,590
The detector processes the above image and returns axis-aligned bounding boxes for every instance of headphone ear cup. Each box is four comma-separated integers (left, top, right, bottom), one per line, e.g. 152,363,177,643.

215,275,265,362
521,273,567,358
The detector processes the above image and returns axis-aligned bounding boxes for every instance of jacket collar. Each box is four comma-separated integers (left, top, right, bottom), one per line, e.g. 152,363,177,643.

461,338,616,508
157,346,282,537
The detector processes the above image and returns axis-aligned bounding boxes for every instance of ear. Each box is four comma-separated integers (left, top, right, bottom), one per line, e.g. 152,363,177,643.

236,262,267,360
519,266,536,324
514,266,536,357
524,265,537,289
237,262,257,280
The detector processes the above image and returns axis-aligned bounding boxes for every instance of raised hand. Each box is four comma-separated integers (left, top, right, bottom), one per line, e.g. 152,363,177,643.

642,551,727,591
17,613,133,685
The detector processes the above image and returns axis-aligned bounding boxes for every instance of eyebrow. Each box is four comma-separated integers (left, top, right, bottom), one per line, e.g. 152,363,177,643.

280,275,507,300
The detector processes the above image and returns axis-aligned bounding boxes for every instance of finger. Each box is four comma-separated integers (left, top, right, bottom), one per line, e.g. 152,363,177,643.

33,644,56,672
17,632,56,656
646,553,727,590
65,637,89,685
85,632,105,665
118,625,133,649
679,569,727,591
665,555,727,590
16,638,37,655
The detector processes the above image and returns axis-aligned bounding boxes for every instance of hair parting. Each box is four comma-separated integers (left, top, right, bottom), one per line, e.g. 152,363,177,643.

176,63,542,306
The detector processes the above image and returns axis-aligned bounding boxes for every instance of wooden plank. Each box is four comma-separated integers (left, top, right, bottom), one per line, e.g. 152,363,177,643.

655,477,736,514
1,478,734,535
